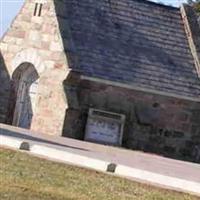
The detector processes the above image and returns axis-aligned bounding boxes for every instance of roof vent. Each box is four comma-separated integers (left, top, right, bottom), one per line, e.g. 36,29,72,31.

33,3,43,17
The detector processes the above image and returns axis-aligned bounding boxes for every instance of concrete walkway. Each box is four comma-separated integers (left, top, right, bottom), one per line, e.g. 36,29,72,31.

0,123,200,197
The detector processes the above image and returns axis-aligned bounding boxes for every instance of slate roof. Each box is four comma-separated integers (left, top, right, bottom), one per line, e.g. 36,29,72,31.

62,0,200,99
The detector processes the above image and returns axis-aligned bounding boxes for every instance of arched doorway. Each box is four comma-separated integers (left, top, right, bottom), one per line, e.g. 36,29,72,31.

12,63,39,129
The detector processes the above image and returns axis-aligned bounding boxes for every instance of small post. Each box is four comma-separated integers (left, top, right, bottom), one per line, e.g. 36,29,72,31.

19,141,30,151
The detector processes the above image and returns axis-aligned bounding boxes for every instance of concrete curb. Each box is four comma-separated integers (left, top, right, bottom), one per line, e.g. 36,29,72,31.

1,135,200,197
0,135,22,149
0,135,110,171
31,144,109,171
115,165,200,196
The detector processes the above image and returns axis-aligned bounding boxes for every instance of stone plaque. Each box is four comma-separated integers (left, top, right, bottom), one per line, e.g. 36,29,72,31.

84,109,125,146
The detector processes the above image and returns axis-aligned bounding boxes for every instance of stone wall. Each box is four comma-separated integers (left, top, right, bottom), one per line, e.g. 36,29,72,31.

0,0,69,135
62,72,200,163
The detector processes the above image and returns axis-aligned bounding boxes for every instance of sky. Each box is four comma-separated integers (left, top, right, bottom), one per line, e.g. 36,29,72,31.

0,0,187,38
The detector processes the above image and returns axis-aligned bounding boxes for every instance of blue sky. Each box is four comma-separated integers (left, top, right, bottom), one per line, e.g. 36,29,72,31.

0,0,187,38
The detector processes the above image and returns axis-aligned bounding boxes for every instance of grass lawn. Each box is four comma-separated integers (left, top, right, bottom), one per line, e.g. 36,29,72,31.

0,148,199,200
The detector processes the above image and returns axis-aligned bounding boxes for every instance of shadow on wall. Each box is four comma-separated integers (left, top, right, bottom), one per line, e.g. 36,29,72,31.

0,51,11,124
62,72,88,140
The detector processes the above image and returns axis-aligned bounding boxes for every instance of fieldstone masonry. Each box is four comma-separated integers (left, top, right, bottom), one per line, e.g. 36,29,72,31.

0,0,69,135
0,0,200,162
63,74,200,162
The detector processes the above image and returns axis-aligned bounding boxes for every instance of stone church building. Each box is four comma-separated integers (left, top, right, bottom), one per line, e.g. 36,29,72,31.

0,0,200,162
